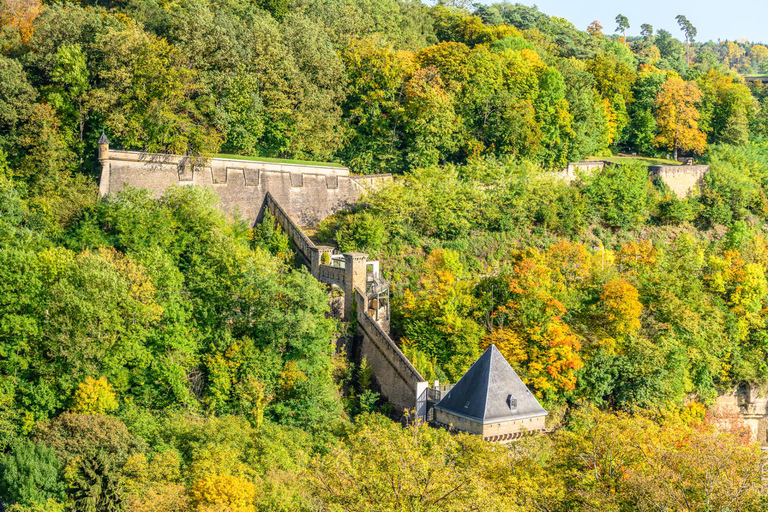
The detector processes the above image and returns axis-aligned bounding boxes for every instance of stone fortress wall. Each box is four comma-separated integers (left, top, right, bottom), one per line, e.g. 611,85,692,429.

98,143,424,415
98,147,391,226
648,164,710,197
557,160,709,198
101,143,768,437
263,193,428,416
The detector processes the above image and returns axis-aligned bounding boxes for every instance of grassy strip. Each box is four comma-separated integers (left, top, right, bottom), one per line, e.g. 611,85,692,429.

215,153,344,167
587,156,682,166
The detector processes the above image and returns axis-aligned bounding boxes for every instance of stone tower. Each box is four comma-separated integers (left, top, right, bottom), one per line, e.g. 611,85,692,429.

97,132,110,197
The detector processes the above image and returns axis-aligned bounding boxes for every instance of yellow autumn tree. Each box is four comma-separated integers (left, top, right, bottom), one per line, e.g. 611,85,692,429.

71,376,118,414
189,474,256,512
600,278,643,338
653,75,706,160
481,326,526,367
749,44,768,70
706,250,768,340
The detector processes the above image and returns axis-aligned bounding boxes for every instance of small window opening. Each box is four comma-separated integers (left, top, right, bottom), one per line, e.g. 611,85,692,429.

507,395,518,412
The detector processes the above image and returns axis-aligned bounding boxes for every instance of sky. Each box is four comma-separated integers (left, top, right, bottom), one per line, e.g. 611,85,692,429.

480,0,767,44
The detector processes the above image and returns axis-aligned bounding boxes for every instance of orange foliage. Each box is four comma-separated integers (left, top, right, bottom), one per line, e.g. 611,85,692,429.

527,320,583,392
497,252,584,397
617,240,657,272
0,0,41,42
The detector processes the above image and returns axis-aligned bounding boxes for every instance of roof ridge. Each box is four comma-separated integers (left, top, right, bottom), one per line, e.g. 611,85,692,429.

481,345,494,420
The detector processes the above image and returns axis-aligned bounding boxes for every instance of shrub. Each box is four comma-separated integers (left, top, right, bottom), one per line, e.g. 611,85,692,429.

580,163,654,229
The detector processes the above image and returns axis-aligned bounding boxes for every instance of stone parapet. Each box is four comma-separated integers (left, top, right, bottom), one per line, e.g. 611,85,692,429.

317,264,346,289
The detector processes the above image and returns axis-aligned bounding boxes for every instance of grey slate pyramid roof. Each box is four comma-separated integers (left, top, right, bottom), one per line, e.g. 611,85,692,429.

434,345,547,424
98,132,110,145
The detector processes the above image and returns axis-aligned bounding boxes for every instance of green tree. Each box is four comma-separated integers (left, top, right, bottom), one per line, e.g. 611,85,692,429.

93,24,221,156
339,36,412,173
45,44,90,165
581,163,653,229
0,57,36,152
615,14,629,44
311,413,510,511
675,15,697,66
0,439,64,509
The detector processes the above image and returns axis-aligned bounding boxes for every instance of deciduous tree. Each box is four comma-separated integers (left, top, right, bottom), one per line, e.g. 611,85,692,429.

653,75,706,160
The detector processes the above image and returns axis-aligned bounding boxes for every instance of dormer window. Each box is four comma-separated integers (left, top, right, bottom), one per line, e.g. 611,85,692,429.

507,395,517,412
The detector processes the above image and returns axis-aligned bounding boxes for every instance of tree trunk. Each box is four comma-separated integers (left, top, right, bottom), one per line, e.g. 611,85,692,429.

674,146,678,161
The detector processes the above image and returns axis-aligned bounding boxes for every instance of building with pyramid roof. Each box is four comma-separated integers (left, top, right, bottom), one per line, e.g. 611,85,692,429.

432,345,547,442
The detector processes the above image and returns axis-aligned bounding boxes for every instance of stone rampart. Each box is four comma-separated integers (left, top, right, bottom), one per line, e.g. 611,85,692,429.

355,289,427,415
262,193,428,414
553,160,709,198
99,149,391,226
263,191,315,265
649,165,709,198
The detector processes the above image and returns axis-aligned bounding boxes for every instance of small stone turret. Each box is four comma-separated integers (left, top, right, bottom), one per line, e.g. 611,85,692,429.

98,132,109,162
97,132,111,197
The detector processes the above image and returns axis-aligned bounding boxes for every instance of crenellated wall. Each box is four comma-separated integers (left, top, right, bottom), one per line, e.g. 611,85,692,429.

99,149,391,226
557,160,607,183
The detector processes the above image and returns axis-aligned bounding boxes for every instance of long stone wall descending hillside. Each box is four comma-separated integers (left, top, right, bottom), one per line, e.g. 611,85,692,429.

261,192,428,416
355,289,428,416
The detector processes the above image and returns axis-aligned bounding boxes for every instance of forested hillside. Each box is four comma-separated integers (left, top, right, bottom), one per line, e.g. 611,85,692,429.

2,0,768,511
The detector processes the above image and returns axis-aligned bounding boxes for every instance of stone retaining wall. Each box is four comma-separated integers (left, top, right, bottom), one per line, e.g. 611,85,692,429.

649,164,709,197
99,150,391,226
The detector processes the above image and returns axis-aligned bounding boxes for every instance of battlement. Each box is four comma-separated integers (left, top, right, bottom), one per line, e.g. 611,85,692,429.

98,147,390,226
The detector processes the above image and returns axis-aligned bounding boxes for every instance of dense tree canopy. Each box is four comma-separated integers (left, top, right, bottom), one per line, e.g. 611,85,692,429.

2,1,768,511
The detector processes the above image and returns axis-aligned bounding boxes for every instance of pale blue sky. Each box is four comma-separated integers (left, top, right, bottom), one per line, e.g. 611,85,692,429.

481,1,767,44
